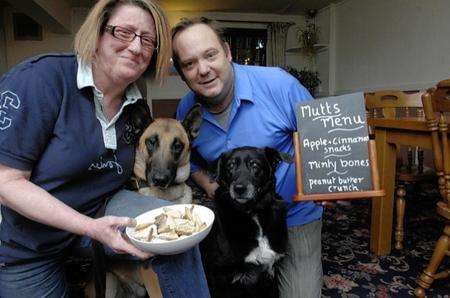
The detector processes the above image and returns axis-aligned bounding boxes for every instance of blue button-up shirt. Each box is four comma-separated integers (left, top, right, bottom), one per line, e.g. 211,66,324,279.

177,63,323,227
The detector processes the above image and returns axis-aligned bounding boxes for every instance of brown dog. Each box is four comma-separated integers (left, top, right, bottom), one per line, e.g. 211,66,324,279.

89,104,203,298
133,103,202,203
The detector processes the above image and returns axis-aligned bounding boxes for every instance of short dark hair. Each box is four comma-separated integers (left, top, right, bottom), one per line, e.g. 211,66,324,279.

171,17,227,78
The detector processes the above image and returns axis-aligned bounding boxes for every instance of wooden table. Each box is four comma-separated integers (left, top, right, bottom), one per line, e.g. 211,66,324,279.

368,116,432,255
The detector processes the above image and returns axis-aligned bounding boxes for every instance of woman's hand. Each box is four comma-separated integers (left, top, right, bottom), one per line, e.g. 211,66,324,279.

86,216,153,259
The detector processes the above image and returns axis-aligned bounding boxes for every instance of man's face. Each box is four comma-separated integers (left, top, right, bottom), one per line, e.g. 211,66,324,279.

173,24,234,110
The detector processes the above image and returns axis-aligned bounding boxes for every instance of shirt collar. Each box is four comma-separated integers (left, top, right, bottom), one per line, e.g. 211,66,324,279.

76,57,143,101
232,63,254,104
199,63,255,129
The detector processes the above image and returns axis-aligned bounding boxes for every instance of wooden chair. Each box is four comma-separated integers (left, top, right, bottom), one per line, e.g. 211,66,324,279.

415,79,450,297
365,90,425,250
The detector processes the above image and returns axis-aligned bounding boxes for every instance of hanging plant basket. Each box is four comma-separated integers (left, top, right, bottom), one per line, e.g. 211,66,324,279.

297,23,320,56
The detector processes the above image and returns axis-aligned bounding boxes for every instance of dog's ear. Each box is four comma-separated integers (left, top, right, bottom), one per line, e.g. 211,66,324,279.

181,103,202,142
127,99,153,141
214,150,232,184
134,147,147,181
264,147,293,170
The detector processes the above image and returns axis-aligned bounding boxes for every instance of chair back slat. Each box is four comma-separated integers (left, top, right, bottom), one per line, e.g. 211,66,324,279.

430,79,450,113
422,92,443,174
439,115,450,175
365,90,424,119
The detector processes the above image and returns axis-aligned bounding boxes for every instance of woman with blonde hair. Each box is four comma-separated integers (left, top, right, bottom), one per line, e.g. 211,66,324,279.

0,1,209,297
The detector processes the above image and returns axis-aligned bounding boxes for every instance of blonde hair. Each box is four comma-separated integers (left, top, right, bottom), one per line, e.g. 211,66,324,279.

74,0,170,83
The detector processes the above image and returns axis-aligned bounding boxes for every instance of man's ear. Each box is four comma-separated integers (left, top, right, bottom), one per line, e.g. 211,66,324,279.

224,42,232,62
171,57,186,81
264,147,293,170
181,103,203,142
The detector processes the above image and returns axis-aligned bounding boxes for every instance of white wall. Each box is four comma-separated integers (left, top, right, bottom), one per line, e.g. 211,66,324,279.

315,6,331,96
332,0,450,94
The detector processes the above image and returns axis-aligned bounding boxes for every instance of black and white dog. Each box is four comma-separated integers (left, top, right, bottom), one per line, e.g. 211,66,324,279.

201,146,291,298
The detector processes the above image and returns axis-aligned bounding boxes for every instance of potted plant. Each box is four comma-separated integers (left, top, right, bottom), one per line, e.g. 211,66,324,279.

298,23,319,56
284,66,321,97
297,9,320,58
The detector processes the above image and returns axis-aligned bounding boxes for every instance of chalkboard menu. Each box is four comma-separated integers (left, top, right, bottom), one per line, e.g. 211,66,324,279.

296,92,372,195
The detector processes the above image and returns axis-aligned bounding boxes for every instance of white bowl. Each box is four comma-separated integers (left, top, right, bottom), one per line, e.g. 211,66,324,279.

126,204,214,255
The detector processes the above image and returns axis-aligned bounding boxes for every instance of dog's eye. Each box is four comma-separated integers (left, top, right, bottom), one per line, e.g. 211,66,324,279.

249,160,260,171
172,140,184,153
146,135,158,151
227,159,237,171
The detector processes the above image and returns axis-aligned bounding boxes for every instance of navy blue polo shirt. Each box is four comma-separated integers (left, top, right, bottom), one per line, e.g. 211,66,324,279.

177,63,323,228
0,54,138,263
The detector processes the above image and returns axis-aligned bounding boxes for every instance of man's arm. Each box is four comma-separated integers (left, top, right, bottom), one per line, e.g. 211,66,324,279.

191,170,218,199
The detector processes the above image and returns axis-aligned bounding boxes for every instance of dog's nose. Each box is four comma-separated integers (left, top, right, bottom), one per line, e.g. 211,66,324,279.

151,174,170,187
233,183,247,195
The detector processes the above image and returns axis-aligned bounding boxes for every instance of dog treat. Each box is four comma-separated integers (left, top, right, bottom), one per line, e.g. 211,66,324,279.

134,225,153,239
147,225,158,242
135,217,155,231
163,207,183,218
132,205,207,242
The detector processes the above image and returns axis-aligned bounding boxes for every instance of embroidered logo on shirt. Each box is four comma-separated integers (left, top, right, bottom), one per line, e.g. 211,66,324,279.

88,152,123,175
0,91,21,130
123,123,137,145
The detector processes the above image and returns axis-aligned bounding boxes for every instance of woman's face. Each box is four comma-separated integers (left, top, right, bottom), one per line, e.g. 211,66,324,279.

95,4,156,86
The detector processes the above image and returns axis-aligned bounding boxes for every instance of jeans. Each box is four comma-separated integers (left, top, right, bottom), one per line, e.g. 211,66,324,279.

0,190,210,298
277,219,323,298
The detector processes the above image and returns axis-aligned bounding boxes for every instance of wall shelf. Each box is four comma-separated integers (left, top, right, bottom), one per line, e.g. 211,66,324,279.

286,43,329,53
313,43,329,52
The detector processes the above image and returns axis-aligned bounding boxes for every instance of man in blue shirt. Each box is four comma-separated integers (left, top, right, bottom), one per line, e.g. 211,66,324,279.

173,18,324,297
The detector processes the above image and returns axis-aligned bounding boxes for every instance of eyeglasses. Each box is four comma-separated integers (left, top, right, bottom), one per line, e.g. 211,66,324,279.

105,25,158,51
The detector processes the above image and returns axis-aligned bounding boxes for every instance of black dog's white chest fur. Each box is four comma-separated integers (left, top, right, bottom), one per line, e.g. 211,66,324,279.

207,197,287,298
242,215,283,276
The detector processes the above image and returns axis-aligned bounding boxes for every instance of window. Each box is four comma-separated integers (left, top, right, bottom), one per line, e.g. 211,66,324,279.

223,28,267,66
13,13,42,41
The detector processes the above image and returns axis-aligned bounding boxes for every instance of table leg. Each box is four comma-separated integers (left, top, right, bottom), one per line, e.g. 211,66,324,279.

370,129,397,255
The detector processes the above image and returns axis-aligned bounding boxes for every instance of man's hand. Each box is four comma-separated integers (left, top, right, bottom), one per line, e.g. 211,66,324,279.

87,216,153,259
204,181,219,199
192,170,218,200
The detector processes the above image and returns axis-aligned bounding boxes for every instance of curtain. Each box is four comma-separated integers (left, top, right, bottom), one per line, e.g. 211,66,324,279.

267,22,293,67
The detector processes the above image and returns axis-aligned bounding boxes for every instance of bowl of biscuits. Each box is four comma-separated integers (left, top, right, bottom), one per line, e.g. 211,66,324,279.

126,204,214,255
